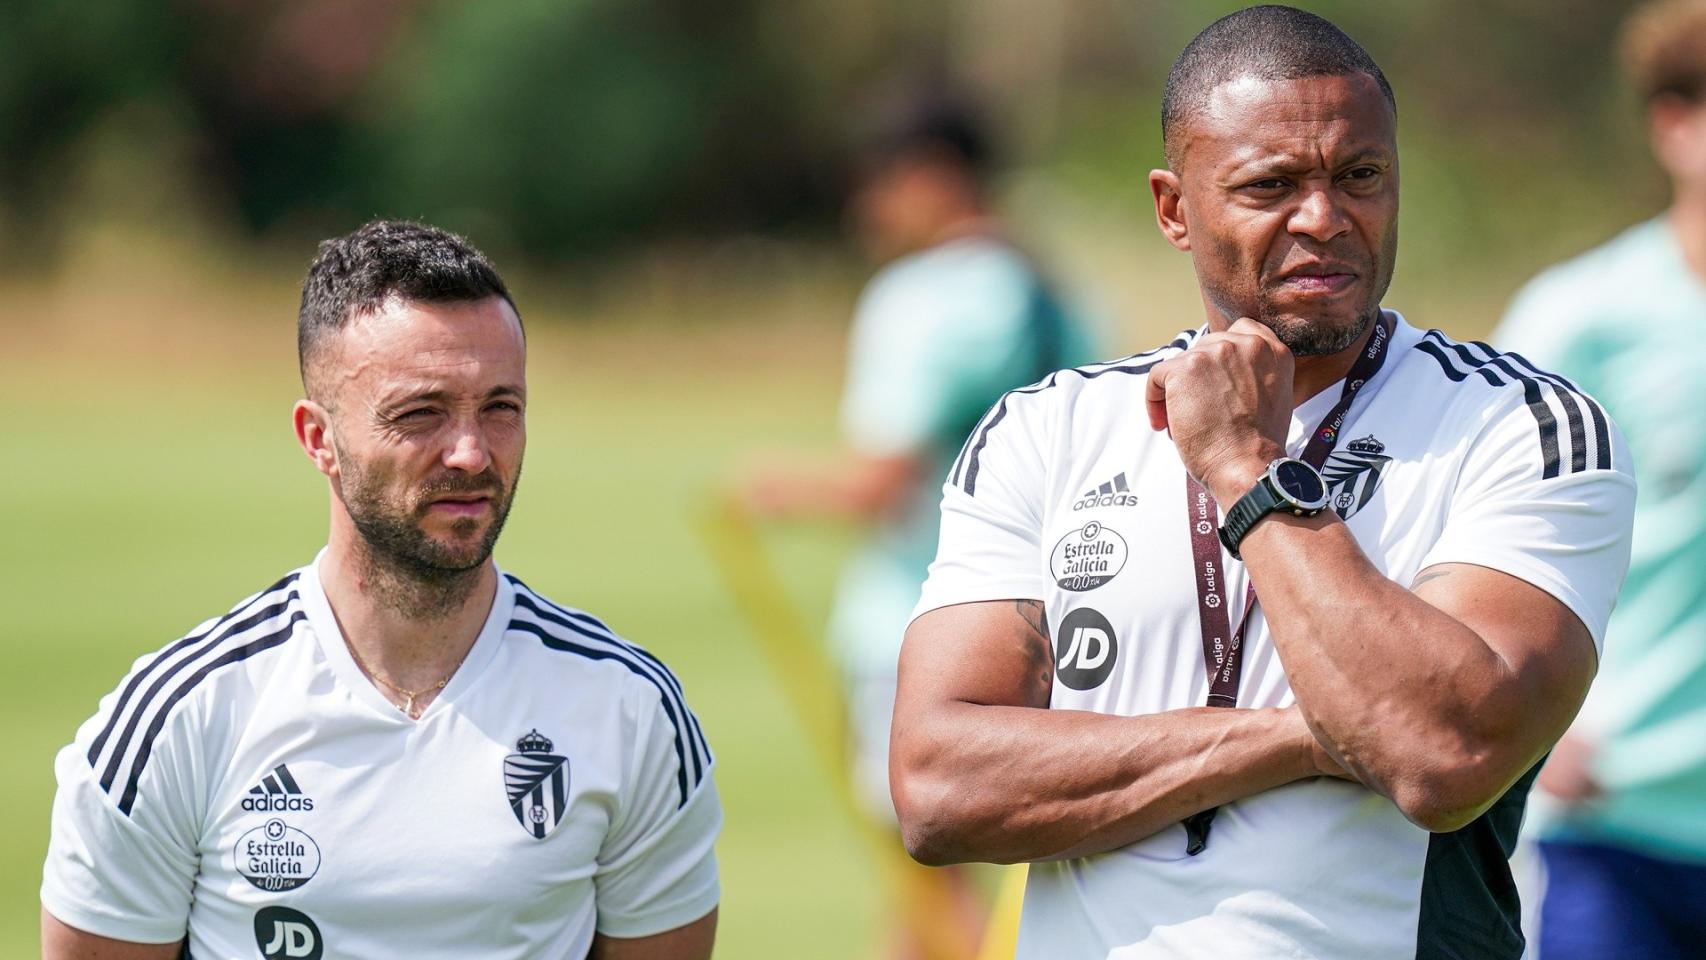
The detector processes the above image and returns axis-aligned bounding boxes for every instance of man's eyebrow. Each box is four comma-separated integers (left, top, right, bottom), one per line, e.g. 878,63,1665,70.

1226,145,1391,178
1334,147,1391,167
377,384,526,409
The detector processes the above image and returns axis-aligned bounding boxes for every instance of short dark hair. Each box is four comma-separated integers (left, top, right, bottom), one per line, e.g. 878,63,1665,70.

1161,5,1396,165
297,219,517,396
1622,0,1706,103
858,91,995,178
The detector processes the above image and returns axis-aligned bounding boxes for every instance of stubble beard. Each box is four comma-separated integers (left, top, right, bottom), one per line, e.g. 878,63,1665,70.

333,446,518,620
1253,306,1379,358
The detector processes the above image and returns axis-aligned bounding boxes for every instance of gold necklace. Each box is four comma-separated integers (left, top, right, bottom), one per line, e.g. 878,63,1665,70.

344,639,470,719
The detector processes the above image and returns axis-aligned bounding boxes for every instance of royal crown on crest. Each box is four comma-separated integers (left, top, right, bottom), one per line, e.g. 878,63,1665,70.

1347,435,1386,456
515,729,555,754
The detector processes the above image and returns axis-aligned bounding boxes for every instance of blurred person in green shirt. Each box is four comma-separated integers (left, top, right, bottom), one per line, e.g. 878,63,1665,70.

1494,3,1706,956
743,91,1100,958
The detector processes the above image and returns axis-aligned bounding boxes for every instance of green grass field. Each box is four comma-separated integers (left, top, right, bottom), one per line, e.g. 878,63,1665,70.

0,253,897,957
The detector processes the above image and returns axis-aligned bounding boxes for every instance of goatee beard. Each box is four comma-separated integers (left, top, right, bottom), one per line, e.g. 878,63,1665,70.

334,450,518,620
1258,309,1377,358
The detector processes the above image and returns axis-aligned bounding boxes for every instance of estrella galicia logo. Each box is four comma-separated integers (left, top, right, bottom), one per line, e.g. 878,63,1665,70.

235,818,321,892
1323,434,1391,520
1055,607,1118,690
1050,521,1128,591
254,906,323,959
505,729,569,839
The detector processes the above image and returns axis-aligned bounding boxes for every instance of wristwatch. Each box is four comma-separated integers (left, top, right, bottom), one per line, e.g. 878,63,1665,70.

1218,457,1330,558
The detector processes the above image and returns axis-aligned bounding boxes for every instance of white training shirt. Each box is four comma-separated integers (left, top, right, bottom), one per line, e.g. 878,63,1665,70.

915,313,1635,960
43,553,720,959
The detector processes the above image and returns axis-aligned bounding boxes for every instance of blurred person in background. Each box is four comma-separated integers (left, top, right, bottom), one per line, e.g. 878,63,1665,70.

1494,2,1706,957
743,90,1100,959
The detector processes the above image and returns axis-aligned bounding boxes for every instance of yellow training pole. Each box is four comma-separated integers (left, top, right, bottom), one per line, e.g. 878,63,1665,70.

695,494,980,960
974,865,1027,960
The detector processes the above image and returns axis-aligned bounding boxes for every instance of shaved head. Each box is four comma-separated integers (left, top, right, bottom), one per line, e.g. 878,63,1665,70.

1162,5,1395,167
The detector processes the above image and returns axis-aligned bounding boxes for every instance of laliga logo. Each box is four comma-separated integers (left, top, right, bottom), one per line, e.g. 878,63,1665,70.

1195,519,1213,535
1205,593,1221,608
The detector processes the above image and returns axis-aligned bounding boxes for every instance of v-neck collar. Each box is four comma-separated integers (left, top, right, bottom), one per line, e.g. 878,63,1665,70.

299,548,514,724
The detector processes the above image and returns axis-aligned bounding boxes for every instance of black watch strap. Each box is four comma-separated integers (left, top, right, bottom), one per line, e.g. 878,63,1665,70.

1217,477,1279,558
1217,459,1327,559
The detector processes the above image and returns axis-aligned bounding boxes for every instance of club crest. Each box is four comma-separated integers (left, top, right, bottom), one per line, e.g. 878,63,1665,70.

504,729,569,839
1323,435,1391,520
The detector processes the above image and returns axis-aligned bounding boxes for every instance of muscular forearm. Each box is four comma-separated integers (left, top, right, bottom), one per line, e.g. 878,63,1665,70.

892,702,1326,865
1236,512,1546,830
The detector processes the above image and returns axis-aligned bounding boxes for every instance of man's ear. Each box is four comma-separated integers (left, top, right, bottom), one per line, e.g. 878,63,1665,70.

293,399,338,479
1149,168,1190,251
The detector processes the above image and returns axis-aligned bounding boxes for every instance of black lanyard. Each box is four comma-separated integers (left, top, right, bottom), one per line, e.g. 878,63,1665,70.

1179,312,1394,854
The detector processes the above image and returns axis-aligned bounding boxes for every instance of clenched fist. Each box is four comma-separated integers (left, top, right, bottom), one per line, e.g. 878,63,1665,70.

1146,318,1294,506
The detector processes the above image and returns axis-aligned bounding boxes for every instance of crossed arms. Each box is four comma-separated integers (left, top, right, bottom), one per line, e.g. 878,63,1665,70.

890,321,1613,865
891,526,1600,867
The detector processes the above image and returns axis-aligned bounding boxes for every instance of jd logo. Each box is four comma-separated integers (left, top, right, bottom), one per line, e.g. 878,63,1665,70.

1055,607,1118,690
254,906,323,959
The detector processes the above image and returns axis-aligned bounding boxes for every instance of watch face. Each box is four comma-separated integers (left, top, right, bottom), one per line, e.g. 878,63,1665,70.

1272,459,1326,505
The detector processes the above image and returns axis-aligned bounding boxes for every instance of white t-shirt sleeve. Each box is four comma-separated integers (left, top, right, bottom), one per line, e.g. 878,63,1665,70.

594,680,721,939
1418,388,1636,652
41,670,202,944
913,389,1052,618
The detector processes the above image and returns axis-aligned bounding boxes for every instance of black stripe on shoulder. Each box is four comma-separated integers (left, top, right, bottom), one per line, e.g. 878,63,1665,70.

506,578,707,808
508,579,711,776
116,610,307,815
950,400,1004,489
1476,342,1613,472
87,572,301,770
1415,332,1565,479
1462,340,1590,474
92,576,303,793
959,330,1196,497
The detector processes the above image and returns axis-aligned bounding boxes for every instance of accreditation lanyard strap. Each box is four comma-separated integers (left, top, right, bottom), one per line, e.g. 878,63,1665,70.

1177,313,1394,854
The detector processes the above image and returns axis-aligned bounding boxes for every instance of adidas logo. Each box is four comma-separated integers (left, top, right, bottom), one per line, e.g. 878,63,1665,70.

1073,472,1138,510
241,764,315,812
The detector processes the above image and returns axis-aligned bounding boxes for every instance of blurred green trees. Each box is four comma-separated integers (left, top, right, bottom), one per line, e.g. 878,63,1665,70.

0,0,1655,263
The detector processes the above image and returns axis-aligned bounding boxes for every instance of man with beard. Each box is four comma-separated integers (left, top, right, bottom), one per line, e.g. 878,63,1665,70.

890,7,1636,959
41,221,720,960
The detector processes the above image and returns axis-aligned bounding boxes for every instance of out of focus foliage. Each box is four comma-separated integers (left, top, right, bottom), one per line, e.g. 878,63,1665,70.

0,0,1657,263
